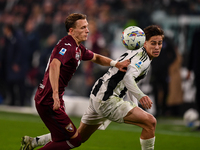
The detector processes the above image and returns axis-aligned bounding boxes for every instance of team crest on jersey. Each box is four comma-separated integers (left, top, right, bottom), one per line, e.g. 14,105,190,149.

75,52,81,60
75,47,81,60
59,48,67,55
135,61,142,69
65,123,74,132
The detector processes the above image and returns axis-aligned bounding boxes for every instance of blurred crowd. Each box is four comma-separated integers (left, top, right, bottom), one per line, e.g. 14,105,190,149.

0,0,200,117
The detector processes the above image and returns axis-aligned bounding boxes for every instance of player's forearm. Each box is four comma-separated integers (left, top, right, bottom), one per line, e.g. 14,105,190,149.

91,53,113,66
91,53,129,72
49,61,60,94
124,74,146,101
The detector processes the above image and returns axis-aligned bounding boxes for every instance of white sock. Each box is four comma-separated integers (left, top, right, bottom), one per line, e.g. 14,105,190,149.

140,137,155,150
32,133,51,148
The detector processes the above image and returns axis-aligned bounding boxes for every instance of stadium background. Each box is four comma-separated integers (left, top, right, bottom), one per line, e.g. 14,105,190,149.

0,0,200,150
0,0,200,125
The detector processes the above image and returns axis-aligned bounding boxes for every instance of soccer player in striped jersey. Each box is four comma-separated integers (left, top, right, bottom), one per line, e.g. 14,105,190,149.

79,25,164,150
20,25,164,150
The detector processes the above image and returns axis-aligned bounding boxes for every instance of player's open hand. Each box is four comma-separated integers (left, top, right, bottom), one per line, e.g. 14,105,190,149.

139,96,153,109
53,94,60,111
116,59,130,72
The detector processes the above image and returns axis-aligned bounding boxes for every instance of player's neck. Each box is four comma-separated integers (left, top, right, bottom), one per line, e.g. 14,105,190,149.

68,33,80,46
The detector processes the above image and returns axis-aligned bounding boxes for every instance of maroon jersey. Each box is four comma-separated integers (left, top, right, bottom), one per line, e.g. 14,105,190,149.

35,35,94,105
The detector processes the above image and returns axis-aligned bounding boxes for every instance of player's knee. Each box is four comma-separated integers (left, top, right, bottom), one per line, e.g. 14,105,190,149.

145,114,157,132
150,115,157,129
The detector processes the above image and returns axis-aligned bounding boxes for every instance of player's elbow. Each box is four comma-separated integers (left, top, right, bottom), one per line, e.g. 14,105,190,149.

49,58,61,70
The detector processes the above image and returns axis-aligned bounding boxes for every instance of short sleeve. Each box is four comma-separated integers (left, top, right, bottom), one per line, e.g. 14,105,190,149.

52,43,72,65
81,45,94,60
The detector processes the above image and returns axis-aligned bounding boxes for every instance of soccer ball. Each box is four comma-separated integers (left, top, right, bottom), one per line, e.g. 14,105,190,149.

121,26,145,50
183,108,199,127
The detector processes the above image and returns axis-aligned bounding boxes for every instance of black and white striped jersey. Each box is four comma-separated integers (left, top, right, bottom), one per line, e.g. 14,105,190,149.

90,47,151,101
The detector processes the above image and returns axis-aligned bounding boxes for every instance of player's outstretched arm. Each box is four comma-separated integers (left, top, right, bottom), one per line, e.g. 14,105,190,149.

91,53,130,72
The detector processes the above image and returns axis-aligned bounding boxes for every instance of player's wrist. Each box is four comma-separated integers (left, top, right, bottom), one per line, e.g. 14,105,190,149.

110,60,117,67
53,90,59,94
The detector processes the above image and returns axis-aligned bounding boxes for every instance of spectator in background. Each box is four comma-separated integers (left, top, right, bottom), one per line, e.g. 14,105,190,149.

52,11,66,39
42,0,54,17
37,0,55,42
0,35,6,104
24,18,40,104
0,0,6,12
150,36,177,117
25,19,40,73
186,27,200,131
0,13,14,104
98,5,114,46
29,4,43,28
38,34,57,81
2,24,29,106
38,14,53,48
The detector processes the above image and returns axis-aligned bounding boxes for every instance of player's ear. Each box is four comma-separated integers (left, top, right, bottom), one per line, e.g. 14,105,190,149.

68,28,73,34
143,41,147,47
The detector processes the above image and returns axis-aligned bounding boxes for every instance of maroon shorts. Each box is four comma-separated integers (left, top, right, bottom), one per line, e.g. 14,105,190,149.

35,101,77,142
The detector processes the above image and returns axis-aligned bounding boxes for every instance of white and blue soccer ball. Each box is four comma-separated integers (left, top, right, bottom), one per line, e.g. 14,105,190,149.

183,108,199,127
121,26,146,50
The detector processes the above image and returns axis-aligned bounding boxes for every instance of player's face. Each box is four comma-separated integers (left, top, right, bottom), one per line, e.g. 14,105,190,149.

144,35,163,59
70,19,89,45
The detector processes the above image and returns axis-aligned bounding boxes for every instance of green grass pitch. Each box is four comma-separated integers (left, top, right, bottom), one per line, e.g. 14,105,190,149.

0,111,200,150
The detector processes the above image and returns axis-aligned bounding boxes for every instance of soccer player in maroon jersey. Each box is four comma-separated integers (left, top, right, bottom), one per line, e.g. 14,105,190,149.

28,13,130,150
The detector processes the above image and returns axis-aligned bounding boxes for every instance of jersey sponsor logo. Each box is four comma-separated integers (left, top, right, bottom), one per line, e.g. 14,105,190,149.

135,61,142,69
59,48,67,55
65,123,74,132
65,43,71,46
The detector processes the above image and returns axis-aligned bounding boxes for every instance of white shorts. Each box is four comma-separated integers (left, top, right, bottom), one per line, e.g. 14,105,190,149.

81,96,137,130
